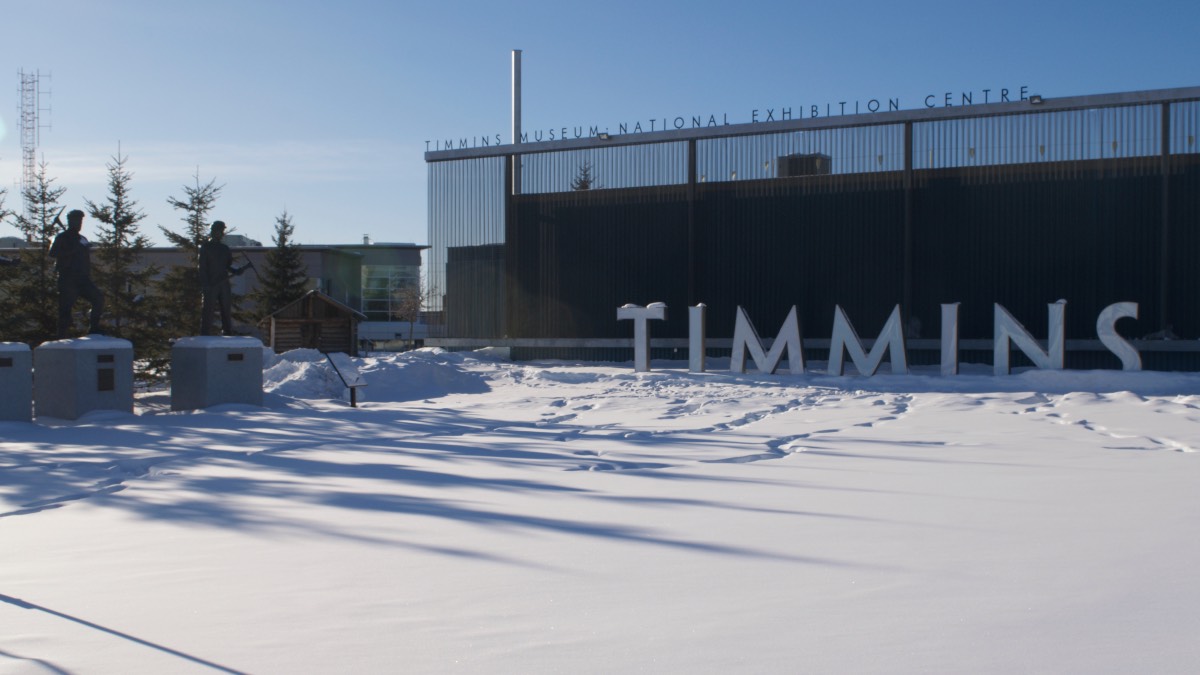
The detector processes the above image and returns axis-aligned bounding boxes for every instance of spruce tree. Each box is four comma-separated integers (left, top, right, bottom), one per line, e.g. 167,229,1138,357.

0,188,10,249
86,153,163,365
571,161,599,191
0,162,67,344
158,173,222,338
0,188,14,338
250,210,308,318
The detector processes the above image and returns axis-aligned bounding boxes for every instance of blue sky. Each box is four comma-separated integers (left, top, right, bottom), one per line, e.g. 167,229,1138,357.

0,0,1196,247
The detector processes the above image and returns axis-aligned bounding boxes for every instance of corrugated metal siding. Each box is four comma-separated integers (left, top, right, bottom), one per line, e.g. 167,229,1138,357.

693,174,905,339
697,124,905,180
1169,101,1200,337
508,186,690,338
913,105,1162,170
445,244,506,337
427,157,506,318
427,94,1200,354
502,158,1171,341
911,161,1162,338
1168,155,1200,338
520,143,688,193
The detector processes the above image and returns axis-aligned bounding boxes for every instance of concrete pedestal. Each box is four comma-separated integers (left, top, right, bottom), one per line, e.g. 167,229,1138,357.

171,336,264,411
0,342,33,422
34,336,134,420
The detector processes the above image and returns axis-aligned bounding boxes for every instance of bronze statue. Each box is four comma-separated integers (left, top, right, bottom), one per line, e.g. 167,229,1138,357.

198,220,248,335
48,209,104,338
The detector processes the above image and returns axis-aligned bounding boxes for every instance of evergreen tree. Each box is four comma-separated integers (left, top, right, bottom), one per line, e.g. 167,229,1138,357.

0,187,10,228
250,210,308,318
0,162,67,344
86,152,164,370
0,187,11,253
158,173,222,338
0,188,15,337
571,161,600,191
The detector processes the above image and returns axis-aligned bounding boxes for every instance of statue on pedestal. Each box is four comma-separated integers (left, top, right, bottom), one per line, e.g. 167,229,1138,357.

48,209,104,338
198,220,248,336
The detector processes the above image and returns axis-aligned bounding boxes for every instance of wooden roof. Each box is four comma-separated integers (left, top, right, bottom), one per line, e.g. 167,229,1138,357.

262,290,367,322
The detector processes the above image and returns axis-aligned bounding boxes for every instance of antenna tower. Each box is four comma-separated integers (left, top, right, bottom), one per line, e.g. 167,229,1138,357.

17,69,51,194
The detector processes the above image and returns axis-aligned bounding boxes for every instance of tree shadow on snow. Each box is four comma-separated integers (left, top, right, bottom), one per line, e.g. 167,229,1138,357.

2,392,917,571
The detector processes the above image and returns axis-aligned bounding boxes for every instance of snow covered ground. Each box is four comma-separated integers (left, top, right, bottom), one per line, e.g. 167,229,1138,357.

2,348,1199,674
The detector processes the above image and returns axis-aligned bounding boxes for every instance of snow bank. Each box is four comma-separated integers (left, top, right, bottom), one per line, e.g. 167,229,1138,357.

260,348,1200,409
355,348,492,402
262,348,345,401
262,348,492,405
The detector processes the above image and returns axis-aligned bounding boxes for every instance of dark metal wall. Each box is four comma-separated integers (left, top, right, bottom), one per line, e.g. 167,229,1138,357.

1169,159,1200,338
427,156,506,321
507,187,691,338
911,160,1171,339
691,174,905,340
445,243,506,337
500,158,1196,341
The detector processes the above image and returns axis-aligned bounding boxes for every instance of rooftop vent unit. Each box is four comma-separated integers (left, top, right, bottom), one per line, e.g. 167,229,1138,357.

777,153,832,178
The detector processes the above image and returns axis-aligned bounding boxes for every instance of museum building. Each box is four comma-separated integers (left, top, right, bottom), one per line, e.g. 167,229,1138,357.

424,86,1200,369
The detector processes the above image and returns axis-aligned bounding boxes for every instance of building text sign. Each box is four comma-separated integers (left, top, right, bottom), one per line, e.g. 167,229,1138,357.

617,300,1141,376
428,85,1033,152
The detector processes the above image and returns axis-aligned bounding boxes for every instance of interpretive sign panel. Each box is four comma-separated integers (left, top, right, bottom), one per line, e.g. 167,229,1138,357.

326,352,367,406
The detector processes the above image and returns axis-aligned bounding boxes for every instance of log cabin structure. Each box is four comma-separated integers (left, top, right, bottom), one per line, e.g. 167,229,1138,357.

261,290,367,356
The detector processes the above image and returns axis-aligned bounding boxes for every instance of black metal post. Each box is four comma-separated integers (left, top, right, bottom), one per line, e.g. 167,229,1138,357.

903,121,914,324
504,154,517,338
1160,102,1171,332
687,138,697,306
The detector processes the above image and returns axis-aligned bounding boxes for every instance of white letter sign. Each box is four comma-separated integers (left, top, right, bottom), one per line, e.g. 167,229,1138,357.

994,301,1065,375
730,306,804,375
827,305,909,376
689,304,707,373
617,302,667,372
940,303,960,376
1097,302,1141,371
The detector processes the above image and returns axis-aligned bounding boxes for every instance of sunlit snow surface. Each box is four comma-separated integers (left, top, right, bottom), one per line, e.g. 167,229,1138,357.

2,348,1199,673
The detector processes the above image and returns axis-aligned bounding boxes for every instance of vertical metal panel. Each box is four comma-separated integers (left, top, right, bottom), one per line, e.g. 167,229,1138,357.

910,166,1162,339
1169,101,1200,338
696,125,904,184
508,186,690,338
907,104,1166,339
519,142,688,193
692,175,906,341
1170,101,1200,154
427,157,506,324
913,105,1162,172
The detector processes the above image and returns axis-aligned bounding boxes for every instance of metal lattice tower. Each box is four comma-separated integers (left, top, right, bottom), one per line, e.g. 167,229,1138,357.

18,69,50,194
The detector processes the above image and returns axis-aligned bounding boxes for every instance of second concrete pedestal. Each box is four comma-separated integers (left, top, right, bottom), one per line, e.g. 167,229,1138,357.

171,336,264,411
